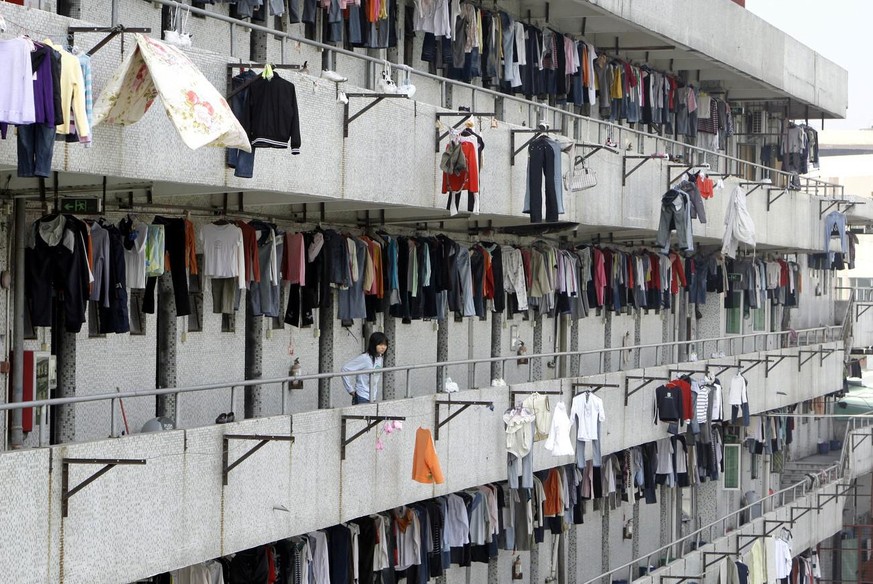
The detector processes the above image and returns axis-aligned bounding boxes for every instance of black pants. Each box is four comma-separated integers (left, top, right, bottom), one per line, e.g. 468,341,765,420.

527,139,559,223
142,217,191,316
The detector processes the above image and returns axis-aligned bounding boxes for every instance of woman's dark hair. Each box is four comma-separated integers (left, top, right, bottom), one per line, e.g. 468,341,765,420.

366,332,389,361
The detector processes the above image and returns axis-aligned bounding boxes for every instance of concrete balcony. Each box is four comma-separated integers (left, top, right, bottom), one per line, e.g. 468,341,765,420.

0,341,843,584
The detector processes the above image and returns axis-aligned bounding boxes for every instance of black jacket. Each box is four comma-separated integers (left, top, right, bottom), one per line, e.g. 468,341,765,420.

241,73,302,152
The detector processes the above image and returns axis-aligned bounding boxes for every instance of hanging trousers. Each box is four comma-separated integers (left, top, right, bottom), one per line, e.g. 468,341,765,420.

527,139,559,223
142,217,191,316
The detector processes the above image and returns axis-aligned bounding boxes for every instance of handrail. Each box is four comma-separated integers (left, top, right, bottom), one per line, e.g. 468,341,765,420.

0,326,839,416
585,412,873,584
142,0,845,201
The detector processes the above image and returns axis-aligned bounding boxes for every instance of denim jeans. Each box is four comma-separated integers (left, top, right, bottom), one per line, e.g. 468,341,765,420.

731,403,750,427
526,138,559,223
17,123,55,178
352,394,370,405
227,71,258,178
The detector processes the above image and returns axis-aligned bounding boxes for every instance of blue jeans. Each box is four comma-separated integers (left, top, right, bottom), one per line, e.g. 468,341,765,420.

732,403,750,427
227,71,258,178
17,124,55,178
352,394,370,405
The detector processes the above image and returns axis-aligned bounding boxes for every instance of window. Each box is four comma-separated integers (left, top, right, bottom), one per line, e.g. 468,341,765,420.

726,291,742,334
752,306,766,331
722,444,741,491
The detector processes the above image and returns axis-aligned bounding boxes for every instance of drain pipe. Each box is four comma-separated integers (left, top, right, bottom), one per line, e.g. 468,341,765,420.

9,198,24,449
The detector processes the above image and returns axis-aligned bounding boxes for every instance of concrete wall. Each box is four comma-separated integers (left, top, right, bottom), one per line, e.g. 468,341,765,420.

0,342,843,584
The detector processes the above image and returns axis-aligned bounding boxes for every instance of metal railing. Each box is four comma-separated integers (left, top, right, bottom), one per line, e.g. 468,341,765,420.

140,0,847,205
584,412,873,584
0,325,841,444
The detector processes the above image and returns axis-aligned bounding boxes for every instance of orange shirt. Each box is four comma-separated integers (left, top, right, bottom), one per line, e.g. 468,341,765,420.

412,427,445,484
543,468,563,517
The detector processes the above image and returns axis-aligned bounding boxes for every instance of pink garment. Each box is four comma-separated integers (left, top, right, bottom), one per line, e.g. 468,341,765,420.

593,248,606,306
564,37,577,76
283,232,306,284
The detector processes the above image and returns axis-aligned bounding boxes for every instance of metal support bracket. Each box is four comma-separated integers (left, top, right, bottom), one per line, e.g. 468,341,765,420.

763,519,790,536
624,375,670,406
571,382,618,395
508,389,563,404
577,141,619,163
738,358,764,375
856,303,873,321
61,457,146,517
341,414,406,459
738,181,766,196
819,199,844,218
667,367,707,379
702,551,734,570
764,354,798,378
222,433,295,485
820,348,835,365
510,129,561,166
817,484,856,509
706,362,738,378
343,93,409,138
766,187,788,211
434,399,493,440
852,429,872,452
735,533,765,554
797,349,821,371
67,25,151,56
434,111,495,152
622,154,665,186
789,506,817,525
668,163,709,186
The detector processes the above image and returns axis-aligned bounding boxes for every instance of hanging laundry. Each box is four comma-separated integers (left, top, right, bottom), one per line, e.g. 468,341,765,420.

93,34,250,151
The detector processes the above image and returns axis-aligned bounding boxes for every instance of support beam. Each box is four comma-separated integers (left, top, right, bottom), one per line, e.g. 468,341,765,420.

243,303,263,419
222,433,294,485
344,93,410,138
61,457,146,517
624,375,670,405
434,399,493,440
317,292,334,409
340,415,406,460
156,272,177,421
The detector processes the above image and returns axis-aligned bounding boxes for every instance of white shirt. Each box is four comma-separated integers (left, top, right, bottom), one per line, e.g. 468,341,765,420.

544,402,575,456
773,537,792,579
443,494,470,547
570,392,605,441
307,531,331,584
199,223,244,283
123,220,149,289
729,374,748,405
655,438,674,474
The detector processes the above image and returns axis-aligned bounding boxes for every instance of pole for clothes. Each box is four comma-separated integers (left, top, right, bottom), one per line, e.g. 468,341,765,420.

8,198,25,449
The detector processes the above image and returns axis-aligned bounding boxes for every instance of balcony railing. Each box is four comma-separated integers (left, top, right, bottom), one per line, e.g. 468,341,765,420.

0,325,841,447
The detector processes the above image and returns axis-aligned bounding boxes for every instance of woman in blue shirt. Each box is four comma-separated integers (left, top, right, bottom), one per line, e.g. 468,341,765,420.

341,332,389,404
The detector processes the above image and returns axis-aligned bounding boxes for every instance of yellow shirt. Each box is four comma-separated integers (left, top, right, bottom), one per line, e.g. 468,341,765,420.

43,39,90,138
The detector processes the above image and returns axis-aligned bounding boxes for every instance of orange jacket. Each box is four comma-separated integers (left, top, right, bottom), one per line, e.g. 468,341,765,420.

412,427,445,484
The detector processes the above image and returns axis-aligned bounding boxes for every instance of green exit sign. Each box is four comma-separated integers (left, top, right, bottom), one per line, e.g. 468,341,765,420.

59,198,101,214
